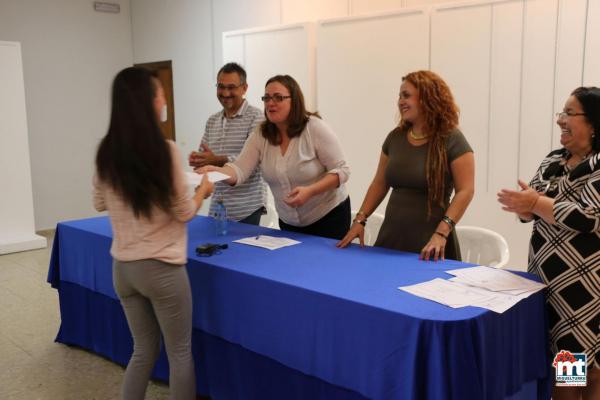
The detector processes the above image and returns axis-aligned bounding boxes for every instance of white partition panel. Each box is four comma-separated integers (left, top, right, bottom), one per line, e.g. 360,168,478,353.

472,1,532,272
431,3,492,194
211,0,281,77
406,0,461,5
222,34,244,67
552,0,587,148
0,41,46,254
488,1,524,192
519,0,558,180
281,0,349,24
245,25,316,109
431,2,535,270
220,0,595,270
584,0,600,85
223,23,316,110
506,0,558,269
351,0,404,16
317,9,429,215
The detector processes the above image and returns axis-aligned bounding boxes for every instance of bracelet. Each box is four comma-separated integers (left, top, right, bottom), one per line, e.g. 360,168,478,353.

356,210,367,217
441,215,456,230
353,218,366,226
434,231,448,239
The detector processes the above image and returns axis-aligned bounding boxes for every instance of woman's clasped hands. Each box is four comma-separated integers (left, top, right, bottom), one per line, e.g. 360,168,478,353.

497,179,541,220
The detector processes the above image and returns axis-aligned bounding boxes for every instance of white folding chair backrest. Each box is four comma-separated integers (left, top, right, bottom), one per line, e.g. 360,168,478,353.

455,226,510,268
260,202,279,229
351,211,384,246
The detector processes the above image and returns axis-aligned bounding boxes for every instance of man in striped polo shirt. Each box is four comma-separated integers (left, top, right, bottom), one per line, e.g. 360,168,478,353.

189,63,266,224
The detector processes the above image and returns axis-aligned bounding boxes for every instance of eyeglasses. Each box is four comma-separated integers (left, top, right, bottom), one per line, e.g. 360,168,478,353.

261,94,291,103
216,83,244,91
555,111,586,119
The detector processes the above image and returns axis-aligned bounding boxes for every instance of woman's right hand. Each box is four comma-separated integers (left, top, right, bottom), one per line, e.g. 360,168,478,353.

336,222,365,248
195,165,219,175
195,165,237,186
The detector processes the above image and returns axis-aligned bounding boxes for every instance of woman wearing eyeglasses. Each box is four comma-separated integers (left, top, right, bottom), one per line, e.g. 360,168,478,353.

498,87,600,399
93,67,214,399
198,74,351,240
337,70,474,261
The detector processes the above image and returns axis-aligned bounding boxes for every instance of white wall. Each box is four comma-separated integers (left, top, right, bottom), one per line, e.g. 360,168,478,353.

0,41,46,254
0,0,133,230
212,0,281,79
130,0,219,216
223,23,317,110
317,9,430,220
583,0,600,85
130,0,216,155
0,0,473,230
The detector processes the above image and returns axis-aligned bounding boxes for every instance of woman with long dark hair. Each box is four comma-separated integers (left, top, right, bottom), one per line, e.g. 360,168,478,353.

198,74,351,240
93,67,213,400
337,70,475,261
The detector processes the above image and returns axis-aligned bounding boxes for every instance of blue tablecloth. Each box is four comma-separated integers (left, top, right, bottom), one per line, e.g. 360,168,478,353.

48,216,551,399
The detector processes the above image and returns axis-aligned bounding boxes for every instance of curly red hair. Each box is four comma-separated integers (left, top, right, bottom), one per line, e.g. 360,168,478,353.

399,71,460,217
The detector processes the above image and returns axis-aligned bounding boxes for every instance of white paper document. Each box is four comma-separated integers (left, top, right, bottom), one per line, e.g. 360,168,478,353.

398,266,546,313
185,171,230,185
233,235,301,250
446,279,536,313
399,278,493,309
445,266,546,293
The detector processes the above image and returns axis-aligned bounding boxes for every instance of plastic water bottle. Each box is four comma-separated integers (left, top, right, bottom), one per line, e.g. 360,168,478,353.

214,200,228,236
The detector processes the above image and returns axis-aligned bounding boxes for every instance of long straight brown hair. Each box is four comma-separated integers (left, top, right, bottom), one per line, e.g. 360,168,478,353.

260,75,320,145
95,67,174,219
399,71,459,217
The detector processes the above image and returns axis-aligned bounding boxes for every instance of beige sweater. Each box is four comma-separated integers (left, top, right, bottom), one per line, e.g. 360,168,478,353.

93,140,197,265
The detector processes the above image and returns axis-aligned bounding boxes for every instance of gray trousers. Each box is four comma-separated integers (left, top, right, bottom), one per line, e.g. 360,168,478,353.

113,259,195,400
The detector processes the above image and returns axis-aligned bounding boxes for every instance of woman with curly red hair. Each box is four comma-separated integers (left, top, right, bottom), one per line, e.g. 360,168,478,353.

337,71,474,261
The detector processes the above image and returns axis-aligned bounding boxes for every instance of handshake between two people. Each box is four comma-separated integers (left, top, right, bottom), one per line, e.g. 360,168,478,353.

188,144,314,208
189,145,236,187
186,144,220,198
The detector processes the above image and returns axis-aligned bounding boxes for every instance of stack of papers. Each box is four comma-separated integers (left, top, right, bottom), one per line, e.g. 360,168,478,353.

233,235,301,250
399,266,546,313
446,266,546,296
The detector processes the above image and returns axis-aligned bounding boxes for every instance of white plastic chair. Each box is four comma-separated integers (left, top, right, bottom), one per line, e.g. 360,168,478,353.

260,203,279,229
455,226,510,268
351,211,384,246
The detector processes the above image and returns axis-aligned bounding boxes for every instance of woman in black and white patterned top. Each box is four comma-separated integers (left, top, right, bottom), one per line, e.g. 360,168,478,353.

498,87,600,400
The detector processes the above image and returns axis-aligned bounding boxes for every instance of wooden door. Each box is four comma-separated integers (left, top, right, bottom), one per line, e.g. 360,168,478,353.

135,60,176,140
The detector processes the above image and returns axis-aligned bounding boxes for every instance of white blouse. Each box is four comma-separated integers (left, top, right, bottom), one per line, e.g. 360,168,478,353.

227,116,350,226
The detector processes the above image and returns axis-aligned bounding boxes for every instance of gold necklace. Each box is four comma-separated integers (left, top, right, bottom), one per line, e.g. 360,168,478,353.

409,129,428,140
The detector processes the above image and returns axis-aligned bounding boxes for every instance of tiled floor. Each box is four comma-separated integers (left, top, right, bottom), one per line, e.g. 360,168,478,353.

0,231,169,400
